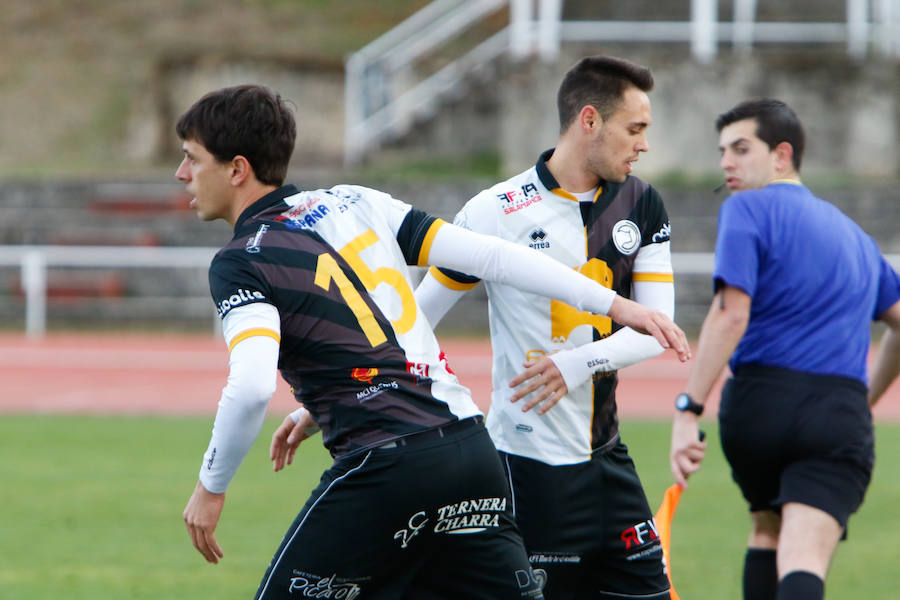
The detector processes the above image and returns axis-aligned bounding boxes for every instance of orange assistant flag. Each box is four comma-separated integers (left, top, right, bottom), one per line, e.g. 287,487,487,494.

654,483,683,600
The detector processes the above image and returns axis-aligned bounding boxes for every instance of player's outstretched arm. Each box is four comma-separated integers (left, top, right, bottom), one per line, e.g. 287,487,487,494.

424,222,690,360
509,278,677,414
607,296,689,361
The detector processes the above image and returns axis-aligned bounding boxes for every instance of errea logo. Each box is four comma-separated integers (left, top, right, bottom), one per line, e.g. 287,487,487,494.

216,288,266,317
528,228,550,249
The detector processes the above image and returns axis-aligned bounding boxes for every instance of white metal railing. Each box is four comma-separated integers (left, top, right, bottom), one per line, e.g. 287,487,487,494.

344,0,900,164
0,246,217,338
4,246,900,338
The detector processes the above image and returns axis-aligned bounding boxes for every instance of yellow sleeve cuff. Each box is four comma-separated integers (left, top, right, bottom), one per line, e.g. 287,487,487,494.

416,219,446,266
228,328,281,353
633,272,674,283
428,265,480,291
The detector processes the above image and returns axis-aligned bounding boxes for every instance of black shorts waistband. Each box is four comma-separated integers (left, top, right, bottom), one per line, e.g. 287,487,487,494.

732,363,867,394
378,415,485,449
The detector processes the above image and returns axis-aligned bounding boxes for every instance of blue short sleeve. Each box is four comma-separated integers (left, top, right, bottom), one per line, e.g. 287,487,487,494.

713,194,762,296
874,255,900,319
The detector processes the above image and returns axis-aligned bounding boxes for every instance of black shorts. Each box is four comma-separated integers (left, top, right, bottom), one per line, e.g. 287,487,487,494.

719,364,875,527
254,417,544,600
501,443,671,600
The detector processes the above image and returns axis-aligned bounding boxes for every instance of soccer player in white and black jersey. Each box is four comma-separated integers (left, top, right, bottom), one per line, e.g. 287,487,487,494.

416,56,677,599
175,85,689,600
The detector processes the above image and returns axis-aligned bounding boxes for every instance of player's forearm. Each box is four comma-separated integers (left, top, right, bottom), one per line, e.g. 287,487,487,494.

199,335,278,493
549,328,664,391
427,223,615,315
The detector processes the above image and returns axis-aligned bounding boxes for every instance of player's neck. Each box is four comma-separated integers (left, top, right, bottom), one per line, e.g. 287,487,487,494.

546,143,601,194
768,168,801,186
228,183,279,226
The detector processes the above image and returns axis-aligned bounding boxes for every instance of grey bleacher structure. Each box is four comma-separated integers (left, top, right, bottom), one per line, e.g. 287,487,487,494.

2,0,899,335
2,178,898,336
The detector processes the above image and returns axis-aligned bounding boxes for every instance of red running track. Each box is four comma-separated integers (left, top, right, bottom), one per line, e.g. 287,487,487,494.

2,332,899,421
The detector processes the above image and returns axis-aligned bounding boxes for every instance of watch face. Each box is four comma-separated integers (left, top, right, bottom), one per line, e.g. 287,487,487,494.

676,394,689,410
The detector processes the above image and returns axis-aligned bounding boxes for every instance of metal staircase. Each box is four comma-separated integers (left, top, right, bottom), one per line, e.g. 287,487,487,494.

343,0,900,165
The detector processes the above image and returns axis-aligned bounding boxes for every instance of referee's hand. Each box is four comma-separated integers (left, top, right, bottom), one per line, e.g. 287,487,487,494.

670,412,707,488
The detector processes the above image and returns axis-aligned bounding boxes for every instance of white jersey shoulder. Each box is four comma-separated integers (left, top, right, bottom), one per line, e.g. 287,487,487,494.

281,185,480,421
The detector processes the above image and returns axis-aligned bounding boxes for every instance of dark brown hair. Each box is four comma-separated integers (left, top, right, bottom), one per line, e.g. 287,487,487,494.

716,98,805,171
176,84,296,186
557,55,654,132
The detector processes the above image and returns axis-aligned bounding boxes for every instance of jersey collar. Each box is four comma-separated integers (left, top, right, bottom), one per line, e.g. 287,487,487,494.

535,148,605,203
234,184,302,230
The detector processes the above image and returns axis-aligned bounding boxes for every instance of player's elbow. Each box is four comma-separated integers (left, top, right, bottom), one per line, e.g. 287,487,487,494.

224,375,276,413
241,378,277,408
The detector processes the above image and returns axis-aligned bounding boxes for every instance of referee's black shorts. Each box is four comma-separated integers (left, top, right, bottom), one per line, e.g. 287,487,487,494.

254,417,544,600
719,364,874,528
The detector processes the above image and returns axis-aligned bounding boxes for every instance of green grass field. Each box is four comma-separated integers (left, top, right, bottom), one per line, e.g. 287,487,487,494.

2,416,898,599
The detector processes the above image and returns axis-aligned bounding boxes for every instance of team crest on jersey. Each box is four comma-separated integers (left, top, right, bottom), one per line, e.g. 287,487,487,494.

351,367,379,383
245,224,269,253
612,220,641,255
528,228,550,250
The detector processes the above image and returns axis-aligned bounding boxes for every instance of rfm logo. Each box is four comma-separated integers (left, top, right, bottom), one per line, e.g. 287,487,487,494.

621,518,659,549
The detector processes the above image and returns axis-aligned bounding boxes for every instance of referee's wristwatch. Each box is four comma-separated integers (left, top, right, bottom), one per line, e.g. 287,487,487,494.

675,393,704,416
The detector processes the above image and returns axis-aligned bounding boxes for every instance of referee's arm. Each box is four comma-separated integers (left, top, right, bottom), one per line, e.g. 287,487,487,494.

670,284,750,487
868,299,900,407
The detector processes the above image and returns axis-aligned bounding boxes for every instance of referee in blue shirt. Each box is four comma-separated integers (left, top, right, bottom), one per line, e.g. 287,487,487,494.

668,98,900,600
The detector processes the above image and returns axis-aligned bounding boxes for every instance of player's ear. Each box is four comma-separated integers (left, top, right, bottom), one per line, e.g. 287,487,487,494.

580,105,602,132
773,142,794,174
229,155,253,186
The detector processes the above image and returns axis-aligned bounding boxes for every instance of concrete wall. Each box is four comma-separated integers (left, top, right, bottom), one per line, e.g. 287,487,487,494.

499,46,900,180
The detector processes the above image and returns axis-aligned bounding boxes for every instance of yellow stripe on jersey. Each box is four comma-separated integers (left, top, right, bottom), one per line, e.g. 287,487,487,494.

428,265,480,291
228,328,281,353
550,188,578,202
633,272,675,283
771,178,802,186
416,218,446,266
550,187,603,202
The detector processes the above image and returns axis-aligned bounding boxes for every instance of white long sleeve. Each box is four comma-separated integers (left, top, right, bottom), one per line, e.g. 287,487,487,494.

199,303,280,494
547,279,674,391
425,222,616,316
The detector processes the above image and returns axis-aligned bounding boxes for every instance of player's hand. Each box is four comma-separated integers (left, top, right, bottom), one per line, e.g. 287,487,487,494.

670,412,707,488
183,480,225,564
509,356,568,414
607,297,691,362
270,408,317,472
